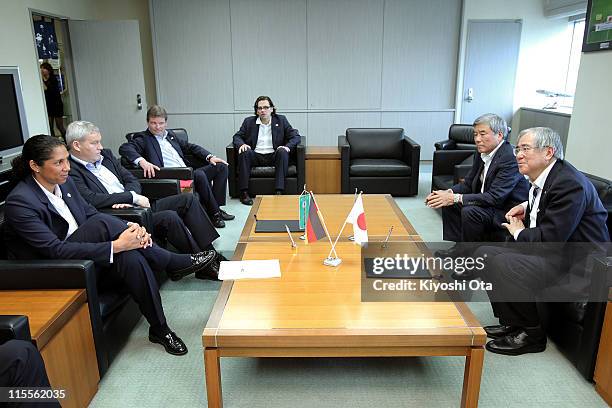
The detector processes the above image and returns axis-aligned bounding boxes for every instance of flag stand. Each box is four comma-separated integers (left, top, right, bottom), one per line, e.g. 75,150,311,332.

324,216,347,267
347,188,358,241
308,191,341,266
325,191,364,265
323,256,342,267
298,185,308,241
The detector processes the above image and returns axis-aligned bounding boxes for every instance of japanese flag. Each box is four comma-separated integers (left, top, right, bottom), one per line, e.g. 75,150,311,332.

346,194,367,245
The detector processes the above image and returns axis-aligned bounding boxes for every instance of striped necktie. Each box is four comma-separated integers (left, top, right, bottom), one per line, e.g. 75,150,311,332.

529,185,540,211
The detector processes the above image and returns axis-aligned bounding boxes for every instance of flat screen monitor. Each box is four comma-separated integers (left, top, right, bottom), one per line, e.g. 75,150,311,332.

583,0,612,52
0,67,29,162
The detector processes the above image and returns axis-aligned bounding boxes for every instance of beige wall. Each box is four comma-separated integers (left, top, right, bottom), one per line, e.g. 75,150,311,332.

3,0,606,177
458,0,573,126
458,0,610,176
93,0,156,106
565,51,612,179
0,0,153,142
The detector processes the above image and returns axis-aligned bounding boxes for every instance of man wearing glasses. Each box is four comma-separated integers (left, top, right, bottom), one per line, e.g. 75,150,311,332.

120,105,234,228
477,127,609,355
425,113,528,278
232,96,301,205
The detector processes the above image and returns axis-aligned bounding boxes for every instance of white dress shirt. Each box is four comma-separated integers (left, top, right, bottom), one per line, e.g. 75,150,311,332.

513,158,557,240
134,130,186,167
71,154,138,204
255,117,274,154
155,131,187,167
480,141,503,193
33,176,115,262
34,177,79,238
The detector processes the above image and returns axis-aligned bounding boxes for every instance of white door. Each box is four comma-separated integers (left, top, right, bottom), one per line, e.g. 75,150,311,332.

68,20,146,153
461,20,522,127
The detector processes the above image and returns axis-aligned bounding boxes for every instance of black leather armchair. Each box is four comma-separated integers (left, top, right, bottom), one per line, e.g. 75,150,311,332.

114,176,185,202
431,124,476,191
339,128,420,196
0,206,164,379
536,172,612,380
226,136,306,197
537,256,611,380
0,315,32,343
123,128,195,183
583,172,612,236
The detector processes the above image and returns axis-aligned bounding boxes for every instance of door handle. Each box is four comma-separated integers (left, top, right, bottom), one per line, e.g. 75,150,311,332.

466,88,474,102
137,94,143,110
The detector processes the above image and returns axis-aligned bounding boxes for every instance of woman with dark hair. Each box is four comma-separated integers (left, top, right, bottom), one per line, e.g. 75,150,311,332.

40,62,66,139
5,135,218,356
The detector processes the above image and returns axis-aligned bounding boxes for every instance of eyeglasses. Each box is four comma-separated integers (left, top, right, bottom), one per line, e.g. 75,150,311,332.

256,106,272,111
514,145,539,155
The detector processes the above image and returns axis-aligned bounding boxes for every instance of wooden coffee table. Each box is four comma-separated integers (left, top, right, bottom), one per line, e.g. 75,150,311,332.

203,195,486,407
238,194,421,242
0,290,99,408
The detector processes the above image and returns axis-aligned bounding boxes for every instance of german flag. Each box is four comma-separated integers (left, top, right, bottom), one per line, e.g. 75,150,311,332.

305,194,326,243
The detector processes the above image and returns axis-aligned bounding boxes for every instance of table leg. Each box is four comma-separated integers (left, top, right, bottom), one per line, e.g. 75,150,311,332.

204,347,223,408
461,346,484,408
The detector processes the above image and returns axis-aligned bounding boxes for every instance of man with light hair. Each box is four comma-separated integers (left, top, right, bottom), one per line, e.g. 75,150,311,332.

66,120,223,281
426,113,529,279
477,127,609,356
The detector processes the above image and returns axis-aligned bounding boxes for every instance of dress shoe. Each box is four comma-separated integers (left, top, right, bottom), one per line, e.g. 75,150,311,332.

149,330,188,355
451,270,477,281
485,329,546,356
434,244,464,258
196,259,220,281
484,324,518,339
211,212,226,228
219,209,235,220
275,190,283,195
240,191,253,206
169,249,216,281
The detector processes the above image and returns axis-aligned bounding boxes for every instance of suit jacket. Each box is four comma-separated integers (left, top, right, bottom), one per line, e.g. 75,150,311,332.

232,114,300,151
119,129,212,168
4,176,113,264
69,149,142,209
452,141,528,210
520,160,609,243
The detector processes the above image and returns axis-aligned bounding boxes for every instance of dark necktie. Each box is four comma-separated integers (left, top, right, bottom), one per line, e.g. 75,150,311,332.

529,185,540,211
474,161,484,192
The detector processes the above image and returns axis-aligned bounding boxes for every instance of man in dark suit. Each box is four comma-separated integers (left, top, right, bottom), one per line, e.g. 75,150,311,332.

119,105,233,228
478,127,609,356
66,121,221,279
5,135,218,356
0,339,60,407
425,113,529,277
232,96,301,205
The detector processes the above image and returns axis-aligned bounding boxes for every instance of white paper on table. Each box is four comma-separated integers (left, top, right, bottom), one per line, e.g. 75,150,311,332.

218,259,281,280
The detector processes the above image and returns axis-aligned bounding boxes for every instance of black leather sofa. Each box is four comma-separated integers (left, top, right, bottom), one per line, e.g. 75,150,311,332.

226,136,306,197
0,315,32,343
0,197,164,379
537,172,612,380
339,128,420,196
431,124,476,191
0,159,189,378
